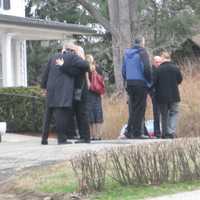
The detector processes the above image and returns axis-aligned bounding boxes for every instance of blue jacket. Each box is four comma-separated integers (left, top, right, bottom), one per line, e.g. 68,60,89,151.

122,47,151,87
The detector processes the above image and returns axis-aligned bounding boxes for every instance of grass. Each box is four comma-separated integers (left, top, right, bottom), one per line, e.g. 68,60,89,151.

91,180,200,200
14,162,76,193
12,161,200,200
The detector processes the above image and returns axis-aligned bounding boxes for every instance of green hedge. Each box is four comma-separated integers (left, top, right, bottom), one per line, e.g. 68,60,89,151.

0,86,45,133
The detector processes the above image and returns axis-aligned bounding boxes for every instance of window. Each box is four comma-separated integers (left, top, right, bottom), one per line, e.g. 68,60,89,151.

0,0,10,10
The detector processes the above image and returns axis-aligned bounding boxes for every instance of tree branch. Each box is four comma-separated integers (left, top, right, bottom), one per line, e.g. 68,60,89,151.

76,0,111,32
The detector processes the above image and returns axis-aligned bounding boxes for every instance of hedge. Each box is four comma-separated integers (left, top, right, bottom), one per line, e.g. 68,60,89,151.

0,86,45,133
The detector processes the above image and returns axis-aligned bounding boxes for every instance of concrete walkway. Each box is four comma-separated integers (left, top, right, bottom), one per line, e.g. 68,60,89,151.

0,133,161,182
146,190,200,200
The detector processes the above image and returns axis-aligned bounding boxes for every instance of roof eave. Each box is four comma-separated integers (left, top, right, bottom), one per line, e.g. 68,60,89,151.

0,14,96,35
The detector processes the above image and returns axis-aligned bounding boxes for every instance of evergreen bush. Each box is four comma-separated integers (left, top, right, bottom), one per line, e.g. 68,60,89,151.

0,86,45,133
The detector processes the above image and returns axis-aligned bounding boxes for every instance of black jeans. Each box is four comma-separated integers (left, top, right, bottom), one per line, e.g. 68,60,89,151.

127,85,147,137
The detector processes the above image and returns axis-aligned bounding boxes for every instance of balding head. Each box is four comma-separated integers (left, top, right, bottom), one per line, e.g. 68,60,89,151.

63,43,85,59
63,43,77,52
153,56,162,68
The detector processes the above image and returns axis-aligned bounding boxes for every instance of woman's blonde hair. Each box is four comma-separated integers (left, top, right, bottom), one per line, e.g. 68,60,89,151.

86,54,96,71
160,51,171,60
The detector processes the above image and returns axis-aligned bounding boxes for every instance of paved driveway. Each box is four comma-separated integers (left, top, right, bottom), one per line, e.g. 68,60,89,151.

1,134,200,200
0,133,162,182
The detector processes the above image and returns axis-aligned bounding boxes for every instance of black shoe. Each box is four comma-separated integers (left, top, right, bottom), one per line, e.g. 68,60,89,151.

58,141,73,145
75,139,91,144
41,140,48,145
91,137,101,141
165,134,174,139
156,134,161,139
124,132,133,139
133,135,149,139
68,136,75,139
160,134,165,139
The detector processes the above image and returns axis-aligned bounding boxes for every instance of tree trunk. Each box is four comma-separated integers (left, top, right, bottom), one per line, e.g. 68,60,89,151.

108,0,133,90
77,0,135,90
108,0,123,90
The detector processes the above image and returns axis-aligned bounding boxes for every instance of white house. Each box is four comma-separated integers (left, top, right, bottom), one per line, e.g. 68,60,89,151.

0,0,94,87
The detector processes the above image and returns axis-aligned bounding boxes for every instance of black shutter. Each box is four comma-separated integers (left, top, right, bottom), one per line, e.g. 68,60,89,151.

3,0,10,10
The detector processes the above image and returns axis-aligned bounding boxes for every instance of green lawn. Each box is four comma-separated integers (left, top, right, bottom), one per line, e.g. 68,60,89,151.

15,163,200,200
91,180,200,200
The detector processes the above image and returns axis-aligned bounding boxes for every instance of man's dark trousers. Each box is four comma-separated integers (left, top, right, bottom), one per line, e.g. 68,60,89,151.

41,102,53,143
54,107,72,143
127,85,147,137
73,99,90,141
149,89,161,137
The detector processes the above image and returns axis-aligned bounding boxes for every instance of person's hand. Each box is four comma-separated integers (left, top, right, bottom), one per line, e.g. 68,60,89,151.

56,58,64,66
85,73,91,89
87,80,91,89
41,89,47,96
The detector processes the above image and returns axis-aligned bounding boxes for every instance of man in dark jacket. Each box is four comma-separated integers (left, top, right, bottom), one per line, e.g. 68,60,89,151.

56,44,91,143
154,52,183,139
41,44,89,144
122,37,151,139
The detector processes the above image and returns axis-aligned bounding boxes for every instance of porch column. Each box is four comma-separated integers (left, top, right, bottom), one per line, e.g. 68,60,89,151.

15,40,27,87
1,33,14,87
21,40,27,87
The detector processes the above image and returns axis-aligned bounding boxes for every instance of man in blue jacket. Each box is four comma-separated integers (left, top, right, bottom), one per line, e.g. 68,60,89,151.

122,37,151,139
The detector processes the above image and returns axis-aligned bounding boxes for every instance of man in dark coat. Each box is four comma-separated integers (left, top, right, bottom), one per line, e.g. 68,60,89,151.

41,44,89,144
122,37,151,139
57,45,91,143
154,52,183,139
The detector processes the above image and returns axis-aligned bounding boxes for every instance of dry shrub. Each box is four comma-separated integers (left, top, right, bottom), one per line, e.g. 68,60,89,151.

101,93,128,139
109,139,200,186
177,74,200,137
71,139,200,193
70,152,108,194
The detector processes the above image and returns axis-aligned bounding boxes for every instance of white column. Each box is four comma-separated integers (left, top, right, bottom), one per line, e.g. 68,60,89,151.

15,40,27,87
15,40,21,86
1,33,14,87
21,40,27,87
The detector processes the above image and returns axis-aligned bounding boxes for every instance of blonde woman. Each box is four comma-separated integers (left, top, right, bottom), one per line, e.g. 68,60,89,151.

86,54,104,140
